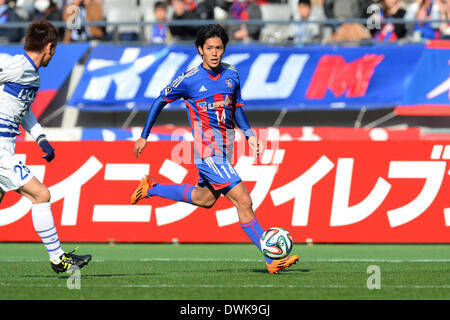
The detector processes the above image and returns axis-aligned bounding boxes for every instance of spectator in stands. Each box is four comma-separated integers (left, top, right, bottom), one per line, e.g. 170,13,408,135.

196,0,215,20
213,0,230,20
0,0,25,42
33,0,61,21
229,0,263,42
151,1,170,43
291,0,326,44
437,0,450,38
62,0,104,42
323,0,373,42
329,22,372,41
169,0,200,41
184,0,196,11
372,0,407,41
31,0,64,39
405,0,440,40
15,0,36,21
323,0,373,43
323,0,363,20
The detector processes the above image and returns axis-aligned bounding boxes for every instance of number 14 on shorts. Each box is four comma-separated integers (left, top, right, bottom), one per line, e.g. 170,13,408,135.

221,163,236,178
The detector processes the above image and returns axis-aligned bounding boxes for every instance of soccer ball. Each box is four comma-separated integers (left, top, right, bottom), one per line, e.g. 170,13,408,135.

260,227,293,259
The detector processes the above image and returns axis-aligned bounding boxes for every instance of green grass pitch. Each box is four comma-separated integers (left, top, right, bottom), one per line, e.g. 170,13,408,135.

1,242,450,300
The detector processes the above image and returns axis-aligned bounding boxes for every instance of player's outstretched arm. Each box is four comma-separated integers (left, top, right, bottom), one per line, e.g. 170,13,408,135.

21,109,55,162
135,96,168,158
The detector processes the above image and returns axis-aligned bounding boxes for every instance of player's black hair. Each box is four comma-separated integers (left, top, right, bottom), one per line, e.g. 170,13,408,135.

195,24,229,49
24,20,59,53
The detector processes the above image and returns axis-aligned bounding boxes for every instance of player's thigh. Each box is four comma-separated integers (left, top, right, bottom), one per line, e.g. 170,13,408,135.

0,152,34,194
224,181,252,210
191,183,221,208
17,177,50,204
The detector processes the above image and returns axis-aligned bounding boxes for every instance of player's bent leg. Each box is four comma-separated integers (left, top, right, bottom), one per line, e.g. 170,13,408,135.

18,176,50,204
225,182,299,273
224,182,254,223
225,182,270,257
18,177,92,273
131,174,199,205
130,175,220,208
190,184,220,208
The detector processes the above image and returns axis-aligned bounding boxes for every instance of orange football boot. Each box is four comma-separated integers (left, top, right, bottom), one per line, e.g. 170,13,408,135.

130,175,156,204
266,254,299,274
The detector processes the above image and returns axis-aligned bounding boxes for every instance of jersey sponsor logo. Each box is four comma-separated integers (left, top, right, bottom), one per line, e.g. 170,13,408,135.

199,85,207,92
3,82,39,102
197,95,231,111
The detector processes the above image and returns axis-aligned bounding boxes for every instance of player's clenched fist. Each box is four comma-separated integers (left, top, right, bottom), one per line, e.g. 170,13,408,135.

134,137,147,158
248,136,264,158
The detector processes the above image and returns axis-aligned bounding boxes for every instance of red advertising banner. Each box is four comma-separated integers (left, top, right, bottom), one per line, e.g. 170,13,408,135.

1,140,450,243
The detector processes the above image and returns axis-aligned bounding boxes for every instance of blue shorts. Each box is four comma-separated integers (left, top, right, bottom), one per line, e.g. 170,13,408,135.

196,156,242,195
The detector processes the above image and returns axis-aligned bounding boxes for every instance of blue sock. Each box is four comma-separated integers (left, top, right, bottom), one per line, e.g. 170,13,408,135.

240,217,273,264
148,183,195,203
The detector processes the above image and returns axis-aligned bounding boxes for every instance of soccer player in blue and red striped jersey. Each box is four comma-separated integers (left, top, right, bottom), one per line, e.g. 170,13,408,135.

131,24,298,274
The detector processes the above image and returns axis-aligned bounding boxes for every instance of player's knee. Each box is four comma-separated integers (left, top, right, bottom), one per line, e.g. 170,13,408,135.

236,196,253,211
199,197,217,209
34,185,51,203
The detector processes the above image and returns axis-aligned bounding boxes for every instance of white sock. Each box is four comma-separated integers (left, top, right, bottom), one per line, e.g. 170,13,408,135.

32,202,65,264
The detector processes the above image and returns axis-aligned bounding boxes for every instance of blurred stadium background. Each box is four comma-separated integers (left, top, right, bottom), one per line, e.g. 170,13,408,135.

2,0,450,300
4,0,450,130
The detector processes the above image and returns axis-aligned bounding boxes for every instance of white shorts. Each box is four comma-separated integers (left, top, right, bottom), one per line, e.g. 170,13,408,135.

0,141,34,192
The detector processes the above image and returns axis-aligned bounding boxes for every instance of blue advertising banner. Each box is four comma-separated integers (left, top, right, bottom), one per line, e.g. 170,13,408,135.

67,44,426,111
399,48,450,109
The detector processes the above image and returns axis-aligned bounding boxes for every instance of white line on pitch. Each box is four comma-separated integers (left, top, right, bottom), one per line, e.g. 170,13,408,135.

2,283,450,290
2,258,450,263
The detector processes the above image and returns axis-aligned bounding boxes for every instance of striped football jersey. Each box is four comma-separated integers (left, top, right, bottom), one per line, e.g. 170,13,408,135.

0,53,41,141
161,63,244,160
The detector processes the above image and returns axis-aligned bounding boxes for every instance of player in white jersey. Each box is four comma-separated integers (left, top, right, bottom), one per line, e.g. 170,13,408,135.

0,20,91,274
